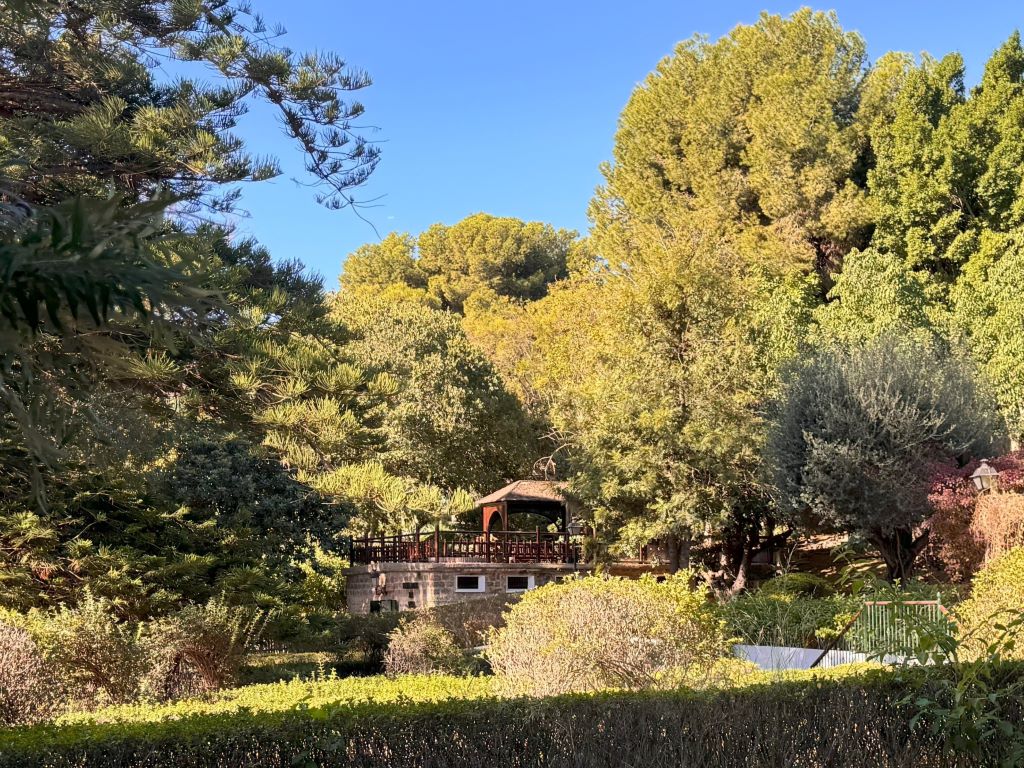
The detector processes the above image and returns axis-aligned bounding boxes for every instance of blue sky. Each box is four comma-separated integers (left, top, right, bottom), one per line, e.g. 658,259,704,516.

223,2,1024,287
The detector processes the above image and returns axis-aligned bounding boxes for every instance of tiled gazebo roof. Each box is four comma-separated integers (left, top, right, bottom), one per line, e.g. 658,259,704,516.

475,480,566,506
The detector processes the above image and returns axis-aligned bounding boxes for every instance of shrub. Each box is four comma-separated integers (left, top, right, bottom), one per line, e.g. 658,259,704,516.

25,594,146,708
333,613,402,671
925,453,1024,582
426,593,516,648
0,622,62,726
973,492,1024,562
487,574,727,696
0,666,1017,767
757,572,835,598
722,590,857,648
383,616,466,676
956,548,1024,660
142,600,262,700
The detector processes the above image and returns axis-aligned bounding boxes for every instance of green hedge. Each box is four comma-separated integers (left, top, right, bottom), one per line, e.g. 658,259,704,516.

0,666,1009,767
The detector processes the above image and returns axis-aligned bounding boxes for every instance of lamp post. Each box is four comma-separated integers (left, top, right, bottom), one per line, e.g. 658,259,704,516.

970,459,1000,493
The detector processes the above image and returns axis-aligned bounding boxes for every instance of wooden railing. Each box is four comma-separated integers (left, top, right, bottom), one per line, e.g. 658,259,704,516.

350,529,581,565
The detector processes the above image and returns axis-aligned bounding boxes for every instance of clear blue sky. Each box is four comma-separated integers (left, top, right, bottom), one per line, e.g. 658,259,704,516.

226,1,1024,287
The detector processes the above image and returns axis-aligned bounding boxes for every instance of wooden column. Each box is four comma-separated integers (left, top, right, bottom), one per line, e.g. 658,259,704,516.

433,522,440,563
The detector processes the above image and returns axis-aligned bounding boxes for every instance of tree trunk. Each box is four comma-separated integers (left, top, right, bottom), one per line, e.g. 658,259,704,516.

871,527,930,583
679,532,691,571
666,535,679,573
728,547,750,594
664,532,692,573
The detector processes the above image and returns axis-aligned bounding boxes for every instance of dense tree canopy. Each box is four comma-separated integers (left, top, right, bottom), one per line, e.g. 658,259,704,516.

340,213,576,313
6,3,1024,617
767,336,999,581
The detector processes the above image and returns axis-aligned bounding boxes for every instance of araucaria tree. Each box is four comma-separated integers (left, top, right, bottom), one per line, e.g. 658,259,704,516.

767,336,1000,581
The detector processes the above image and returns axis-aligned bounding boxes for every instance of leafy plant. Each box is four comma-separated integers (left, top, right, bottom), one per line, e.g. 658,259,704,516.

722,590,857,648
0,621,62,726
487,574,727,696
142,599,264,701
23,594,147,709
383,616,466,677
888,600,1024,766
955,548,1024,660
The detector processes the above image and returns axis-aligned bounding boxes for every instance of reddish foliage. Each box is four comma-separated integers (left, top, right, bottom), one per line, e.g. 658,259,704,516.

924,452,1024,582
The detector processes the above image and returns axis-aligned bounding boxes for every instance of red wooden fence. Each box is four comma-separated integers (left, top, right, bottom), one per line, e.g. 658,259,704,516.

350,528,580,565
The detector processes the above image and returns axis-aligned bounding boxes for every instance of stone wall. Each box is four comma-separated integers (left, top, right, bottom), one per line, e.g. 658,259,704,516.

344,561,591,614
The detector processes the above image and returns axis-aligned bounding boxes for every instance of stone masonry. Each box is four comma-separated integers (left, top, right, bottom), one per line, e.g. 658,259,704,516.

344,561,592,614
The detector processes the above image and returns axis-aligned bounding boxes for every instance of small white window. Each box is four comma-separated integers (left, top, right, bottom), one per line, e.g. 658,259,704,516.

455,575,485,593
506,575,535,593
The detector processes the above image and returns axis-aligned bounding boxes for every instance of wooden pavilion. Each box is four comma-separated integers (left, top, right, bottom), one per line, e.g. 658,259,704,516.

349,479,580,565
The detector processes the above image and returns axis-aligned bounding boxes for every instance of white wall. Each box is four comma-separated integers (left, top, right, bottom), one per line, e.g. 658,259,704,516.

733,644,903,671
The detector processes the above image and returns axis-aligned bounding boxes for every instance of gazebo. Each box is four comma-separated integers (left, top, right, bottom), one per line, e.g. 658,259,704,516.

349,479,580,566
477,479,573,535
344,480,589,615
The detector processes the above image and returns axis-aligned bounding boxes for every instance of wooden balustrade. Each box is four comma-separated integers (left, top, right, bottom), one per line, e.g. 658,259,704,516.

350,529,580,565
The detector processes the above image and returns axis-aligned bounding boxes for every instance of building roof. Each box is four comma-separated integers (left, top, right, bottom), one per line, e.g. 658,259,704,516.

476,480,567,506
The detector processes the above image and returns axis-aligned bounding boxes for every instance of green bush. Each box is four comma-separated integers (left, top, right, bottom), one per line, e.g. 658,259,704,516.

487,574,728,696
24,594,147,709
757,572,835,598
1,666,1018,767
956,548,1024,659
426,593,516,648
142,600,262,700
0,622,62,726
722,590,857,648
383,616,467,676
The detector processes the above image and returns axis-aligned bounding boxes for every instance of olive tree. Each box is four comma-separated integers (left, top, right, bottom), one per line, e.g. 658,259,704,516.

767,336,1000,581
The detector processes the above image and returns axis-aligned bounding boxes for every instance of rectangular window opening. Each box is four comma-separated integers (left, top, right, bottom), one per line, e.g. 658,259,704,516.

455,575,485,593
506,575,535,593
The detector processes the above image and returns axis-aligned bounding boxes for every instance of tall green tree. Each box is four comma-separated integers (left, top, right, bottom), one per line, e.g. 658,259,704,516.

0,0,378,211
862,34,1024,439
0,0,383,616
592,9,876,286
340,214,576,314
331,292,536,494
554,10,870,581
767,336,998,581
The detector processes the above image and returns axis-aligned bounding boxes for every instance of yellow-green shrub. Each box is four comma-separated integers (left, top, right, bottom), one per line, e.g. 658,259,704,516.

426,593,515,648
758,572,835,598
0,665,1010,768
383,615,466,676
487,574,727,696
0,622,62,726
722,590,857,647
956,547,1024,659
142,599,262,700
24,595,146,709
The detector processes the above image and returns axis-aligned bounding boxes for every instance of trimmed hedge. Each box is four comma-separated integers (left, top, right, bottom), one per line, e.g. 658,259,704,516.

0,665,1009,767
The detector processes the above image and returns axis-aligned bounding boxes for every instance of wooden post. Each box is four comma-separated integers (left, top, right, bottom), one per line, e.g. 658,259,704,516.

434,522,440,563
414,527,420,561
485,528,491,563
564,527,571,564
536,526,541,563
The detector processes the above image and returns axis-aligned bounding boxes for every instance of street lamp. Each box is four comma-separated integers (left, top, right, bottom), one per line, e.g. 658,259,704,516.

970,459,1000,493
567,519,585,537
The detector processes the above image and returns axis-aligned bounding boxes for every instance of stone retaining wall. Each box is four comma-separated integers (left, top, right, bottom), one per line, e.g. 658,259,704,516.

345,561,591,614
